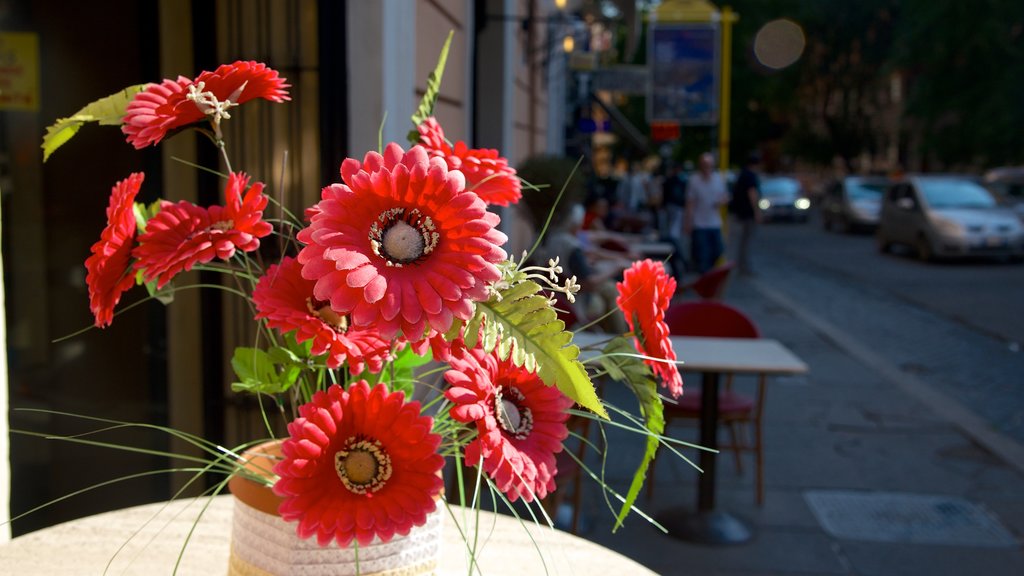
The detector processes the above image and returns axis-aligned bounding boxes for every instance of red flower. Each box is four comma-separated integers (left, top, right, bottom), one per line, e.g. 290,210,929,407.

444,346,573,502
297,143,507,340
416,118,521,206
132,172,272,288
616,259,683,398
122,61,290,149
85,173,144,328
273,382,445,547
253,257,393,373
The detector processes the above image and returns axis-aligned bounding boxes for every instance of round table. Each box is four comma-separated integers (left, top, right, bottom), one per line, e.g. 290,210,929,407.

0,496,656,575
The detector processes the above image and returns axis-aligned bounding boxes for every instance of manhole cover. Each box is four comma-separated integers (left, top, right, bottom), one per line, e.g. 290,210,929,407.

804,490,1018,548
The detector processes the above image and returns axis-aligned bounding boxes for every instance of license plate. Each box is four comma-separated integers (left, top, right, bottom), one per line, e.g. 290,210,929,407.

985,236,1006,247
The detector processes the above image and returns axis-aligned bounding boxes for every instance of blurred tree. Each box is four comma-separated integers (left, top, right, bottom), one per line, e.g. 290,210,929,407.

729,0,898,171
893,0,1024,168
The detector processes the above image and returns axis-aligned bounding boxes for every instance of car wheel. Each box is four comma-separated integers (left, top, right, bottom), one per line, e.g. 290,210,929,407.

837,215,851,234
916,234,933,262
876,233,891,254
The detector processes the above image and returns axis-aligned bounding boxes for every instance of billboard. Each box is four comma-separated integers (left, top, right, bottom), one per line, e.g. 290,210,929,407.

648,25,719,125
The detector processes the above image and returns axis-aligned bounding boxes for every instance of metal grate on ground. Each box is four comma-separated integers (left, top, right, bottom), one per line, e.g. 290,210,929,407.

804,490,1019,548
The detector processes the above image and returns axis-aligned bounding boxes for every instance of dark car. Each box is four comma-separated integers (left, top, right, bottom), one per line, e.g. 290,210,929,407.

982,166,1024,223
821,176,890,233
758,176,810,223
877,175,1024,261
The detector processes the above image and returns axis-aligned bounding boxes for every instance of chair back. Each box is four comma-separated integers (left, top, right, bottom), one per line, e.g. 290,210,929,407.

687,262,735,300
664,301,760,339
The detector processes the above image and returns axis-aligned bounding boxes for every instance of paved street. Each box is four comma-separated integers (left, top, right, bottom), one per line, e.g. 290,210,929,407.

744,215,1024,445
567,216,1024,575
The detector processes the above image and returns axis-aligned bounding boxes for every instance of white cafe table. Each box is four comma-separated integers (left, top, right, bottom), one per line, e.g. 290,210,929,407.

0,496,657,575
577,332,809,545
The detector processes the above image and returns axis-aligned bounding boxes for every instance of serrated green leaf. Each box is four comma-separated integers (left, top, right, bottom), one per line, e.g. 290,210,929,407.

599,336,666,531
408,31,454,143
42,84,147,162
473,280,607,419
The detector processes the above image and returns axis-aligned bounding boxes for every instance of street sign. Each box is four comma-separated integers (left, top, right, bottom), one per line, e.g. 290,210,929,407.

648,24,719,125
591,66,648,95
651,121,681,142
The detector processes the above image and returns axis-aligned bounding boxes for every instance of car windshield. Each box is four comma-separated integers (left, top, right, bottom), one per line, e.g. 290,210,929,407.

762,178,799,199
918,179,996,209
847,180,886,200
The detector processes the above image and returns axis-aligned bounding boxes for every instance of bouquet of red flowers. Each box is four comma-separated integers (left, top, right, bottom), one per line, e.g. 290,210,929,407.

38,34,686,573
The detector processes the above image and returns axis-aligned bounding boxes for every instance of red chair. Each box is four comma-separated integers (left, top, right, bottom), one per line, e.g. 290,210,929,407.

650,301,768,505
683,261,735,300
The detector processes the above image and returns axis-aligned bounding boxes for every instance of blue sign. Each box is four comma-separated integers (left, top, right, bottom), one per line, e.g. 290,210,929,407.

649,25,719,125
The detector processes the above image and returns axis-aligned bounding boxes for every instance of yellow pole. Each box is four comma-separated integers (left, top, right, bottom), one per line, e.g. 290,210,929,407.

718,6,734,172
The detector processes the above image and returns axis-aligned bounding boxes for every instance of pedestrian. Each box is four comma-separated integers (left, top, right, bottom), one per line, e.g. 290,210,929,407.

662,162,687,243
684,152,729,274
730,152,763,275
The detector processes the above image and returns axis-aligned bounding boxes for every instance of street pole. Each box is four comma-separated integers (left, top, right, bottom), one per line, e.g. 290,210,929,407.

718,6,736,172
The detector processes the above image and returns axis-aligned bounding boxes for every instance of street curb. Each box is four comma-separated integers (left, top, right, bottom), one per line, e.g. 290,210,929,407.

748,277,1024,479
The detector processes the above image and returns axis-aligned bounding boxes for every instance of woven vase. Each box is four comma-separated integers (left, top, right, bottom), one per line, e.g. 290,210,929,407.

227,441,443,576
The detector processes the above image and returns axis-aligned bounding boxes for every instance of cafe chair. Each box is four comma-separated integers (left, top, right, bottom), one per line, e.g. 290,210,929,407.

650,301,768,505
682,261,735,300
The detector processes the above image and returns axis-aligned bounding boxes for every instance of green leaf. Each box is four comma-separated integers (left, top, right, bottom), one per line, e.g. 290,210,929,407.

133,200,163,234
41,84,147,162
355,345,431,398
408,31,454,144
471,280,608,419
136,269,174,305
599,336,665,532
230,346,302,396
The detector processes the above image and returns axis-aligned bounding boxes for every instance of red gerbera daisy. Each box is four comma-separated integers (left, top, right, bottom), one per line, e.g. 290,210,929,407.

253,257,393,373
444,346,573,502
273,382,445,547
616,259,683,398
132,172,272,288
123,61,290,149
297,143,507,340
85,173,144,328
416,117,522,207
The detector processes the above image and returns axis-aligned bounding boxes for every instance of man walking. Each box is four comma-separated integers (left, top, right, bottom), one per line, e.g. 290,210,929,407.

684,153,729,274
730,153,762,275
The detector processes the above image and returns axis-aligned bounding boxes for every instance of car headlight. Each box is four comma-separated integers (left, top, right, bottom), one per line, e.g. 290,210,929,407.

758,199,771,210
932,216,964,237
795,198,811,210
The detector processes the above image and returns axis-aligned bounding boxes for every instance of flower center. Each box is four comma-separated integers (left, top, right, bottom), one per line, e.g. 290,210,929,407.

334,438,392,495
382,221,424,262
494,387,534,440
368,207,439,267
306,297,348,333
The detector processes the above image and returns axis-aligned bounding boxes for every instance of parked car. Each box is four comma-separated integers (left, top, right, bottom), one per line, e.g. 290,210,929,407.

876,175,1024,261
982,166,1024,223
821,176,890,233
758,176,810,222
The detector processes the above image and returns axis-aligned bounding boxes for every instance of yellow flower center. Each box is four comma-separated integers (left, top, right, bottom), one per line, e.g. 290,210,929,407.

334,438,392,495
307,297,348,333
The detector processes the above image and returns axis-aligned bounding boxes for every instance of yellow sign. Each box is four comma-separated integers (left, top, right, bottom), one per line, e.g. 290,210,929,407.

0,32,40,111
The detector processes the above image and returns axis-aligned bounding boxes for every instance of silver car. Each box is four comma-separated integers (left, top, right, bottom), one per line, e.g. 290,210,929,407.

877,176,1024,261
822,176,890,233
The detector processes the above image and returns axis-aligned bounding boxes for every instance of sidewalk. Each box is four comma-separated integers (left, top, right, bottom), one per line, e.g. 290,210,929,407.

576,275,1024,576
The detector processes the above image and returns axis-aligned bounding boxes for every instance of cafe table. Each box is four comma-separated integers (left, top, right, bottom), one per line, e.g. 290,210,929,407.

576,332,809,545
0,496,657,575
